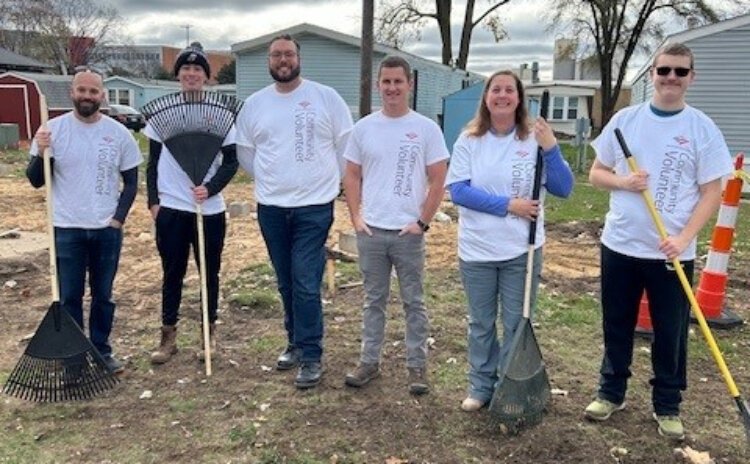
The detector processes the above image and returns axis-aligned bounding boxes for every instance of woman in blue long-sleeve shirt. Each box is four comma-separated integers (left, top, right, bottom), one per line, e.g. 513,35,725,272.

445,70,574,412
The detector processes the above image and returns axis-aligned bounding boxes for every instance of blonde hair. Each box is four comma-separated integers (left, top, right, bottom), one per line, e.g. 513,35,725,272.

465,70,529,140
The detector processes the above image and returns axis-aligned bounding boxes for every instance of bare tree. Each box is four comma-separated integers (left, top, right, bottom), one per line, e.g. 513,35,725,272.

377,0,510,69
550,0,730,128
0,0,122,74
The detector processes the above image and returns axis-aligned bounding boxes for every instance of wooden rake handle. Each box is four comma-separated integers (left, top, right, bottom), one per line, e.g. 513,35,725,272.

39,95,59,303
196,203,212,376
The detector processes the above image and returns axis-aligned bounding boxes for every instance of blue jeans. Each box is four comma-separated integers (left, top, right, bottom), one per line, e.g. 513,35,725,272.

55,226,123,357
598,245,693,415
356,227,427,368
258,202,333,363
459,248,542,403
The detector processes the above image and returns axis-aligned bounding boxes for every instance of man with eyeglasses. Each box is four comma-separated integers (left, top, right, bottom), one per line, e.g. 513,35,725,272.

584,42,733,440
236,34,353,389
26,70,142,374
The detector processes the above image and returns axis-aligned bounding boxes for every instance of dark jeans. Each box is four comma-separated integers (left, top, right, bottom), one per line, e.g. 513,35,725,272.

258,202,333,363
155,207,226,326
598,245,693,416
55,226,123,356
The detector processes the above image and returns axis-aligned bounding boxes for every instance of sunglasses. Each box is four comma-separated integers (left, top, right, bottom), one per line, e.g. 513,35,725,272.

654,66,691,77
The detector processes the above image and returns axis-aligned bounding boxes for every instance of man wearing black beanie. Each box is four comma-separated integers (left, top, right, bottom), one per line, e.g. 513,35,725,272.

173,41,211,79
146,39,238,365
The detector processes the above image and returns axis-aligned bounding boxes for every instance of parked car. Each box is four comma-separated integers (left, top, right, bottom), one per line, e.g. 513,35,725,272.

108,104,145,132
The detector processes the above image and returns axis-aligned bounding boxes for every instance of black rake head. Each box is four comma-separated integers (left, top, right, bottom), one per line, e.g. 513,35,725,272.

3,303,118,402
141,90,243,186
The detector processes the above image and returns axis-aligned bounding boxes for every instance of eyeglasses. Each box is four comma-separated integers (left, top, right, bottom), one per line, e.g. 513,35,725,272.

654,66,691,77
269,51,298,60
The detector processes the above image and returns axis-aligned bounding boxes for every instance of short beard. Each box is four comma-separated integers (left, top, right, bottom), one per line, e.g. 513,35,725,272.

269,64,301,83
74,99,100,118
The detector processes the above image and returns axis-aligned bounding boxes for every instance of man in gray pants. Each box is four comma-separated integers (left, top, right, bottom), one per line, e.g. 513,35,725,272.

342,56,448,394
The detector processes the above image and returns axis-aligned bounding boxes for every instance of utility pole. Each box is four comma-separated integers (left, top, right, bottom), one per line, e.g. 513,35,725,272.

180,24,192,47
359,0,374,118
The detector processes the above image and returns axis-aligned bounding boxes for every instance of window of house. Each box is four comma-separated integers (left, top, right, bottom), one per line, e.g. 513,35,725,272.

549,96,579,121
108,88,132,106
567,97,579,120
552,96,565,120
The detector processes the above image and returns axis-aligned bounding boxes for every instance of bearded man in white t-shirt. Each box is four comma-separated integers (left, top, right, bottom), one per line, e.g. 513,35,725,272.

235,34,353,389
27,70,143,375
584,42,733,440
342,56,449,395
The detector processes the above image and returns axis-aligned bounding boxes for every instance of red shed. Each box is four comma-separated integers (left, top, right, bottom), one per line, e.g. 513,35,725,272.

0,72,74,140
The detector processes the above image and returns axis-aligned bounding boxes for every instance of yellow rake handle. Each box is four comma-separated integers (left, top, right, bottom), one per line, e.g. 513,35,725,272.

614,128,740,399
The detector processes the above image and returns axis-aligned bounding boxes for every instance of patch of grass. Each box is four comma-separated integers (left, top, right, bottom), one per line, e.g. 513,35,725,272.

229,289,280,316
333,261,361,285
168,397,198,414
0,147,30,177
545,182,609,224
431,361,464,391
228,423,257,446
538,292,600,327
247,334,286,355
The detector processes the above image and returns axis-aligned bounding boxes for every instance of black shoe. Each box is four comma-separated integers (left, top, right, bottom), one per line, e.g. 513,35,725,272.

295,362,322,389
277,345,300,371
103,355,125,375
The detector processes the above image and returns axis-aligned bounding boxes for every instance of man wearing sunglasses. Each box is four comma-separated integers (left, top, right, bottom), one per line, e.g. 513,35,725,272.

584,43,733,440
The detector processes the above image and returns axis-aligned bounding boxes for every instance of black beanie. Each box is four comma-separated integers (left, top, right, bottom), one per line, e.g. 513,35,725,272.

174,41,210,77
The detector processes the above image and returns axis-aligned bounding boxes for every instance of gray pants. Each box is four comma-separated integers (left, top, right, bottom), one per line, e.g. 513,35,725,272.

357,227,427,368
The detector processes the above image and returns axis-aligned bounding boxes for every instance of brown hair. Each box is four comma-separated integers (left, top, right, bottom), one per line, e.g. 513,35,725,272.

464,70,529,140
269,34,301,53
378,55,412,79
652,42,694,69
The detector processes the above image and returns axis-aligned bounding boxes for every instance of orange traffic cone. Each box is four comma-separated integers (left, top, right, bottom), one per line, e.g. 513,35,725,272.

695,153,745,329
635,291,653,338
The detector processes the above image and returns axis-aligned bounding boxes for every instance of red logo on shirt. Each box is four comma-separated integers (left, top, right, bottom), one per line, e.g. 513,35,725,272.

674,136,690,146
516,150,529,157
298,101,312,109
405,132,418,140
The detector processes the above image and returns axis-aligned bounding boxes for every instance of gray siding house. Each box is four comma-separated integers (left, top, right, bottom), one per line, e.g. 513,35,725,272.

231,23,482,123
631,14,750,165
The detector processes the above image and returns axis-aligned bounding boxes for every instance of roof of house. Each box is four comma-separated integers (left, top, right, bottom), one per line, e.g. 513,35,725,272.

631,13,750,83
0,72,74,109
231,22,483,79
0,46,54,71
104,76,182,89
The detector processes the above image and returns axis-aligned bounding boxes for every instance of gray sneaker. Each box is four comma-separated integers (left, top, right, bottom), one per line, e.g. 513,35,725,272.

408,367,429,395
103,355,125,375
344,363,379,388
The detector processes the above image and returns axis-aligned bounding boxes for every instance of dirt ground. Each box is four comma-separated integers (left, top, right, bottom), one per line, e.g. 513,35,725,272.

1,173,750,463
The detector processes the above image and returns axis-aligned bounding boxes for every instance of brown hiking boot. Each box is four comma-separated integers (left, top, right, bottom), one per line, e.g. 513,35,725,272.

150,325,178,364
197,323,217,362
408,367,430,395
344,363,380,388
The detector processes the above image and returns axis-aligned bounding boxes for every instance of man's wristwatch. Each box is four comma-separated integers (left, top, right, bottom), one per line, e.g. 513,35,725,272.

416,219,430,232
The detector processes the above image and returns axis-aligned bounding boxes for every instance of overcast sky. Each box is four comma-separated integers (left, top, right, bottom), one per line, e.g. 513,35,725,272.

109,0,657,79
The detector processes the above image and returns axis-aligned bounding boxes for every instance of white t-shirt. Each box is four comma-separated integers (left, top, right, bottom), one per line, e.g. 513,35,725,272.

446,130,546,262
30,112,142,229
591,103,732,260
235,79,353,207
144,121,236,215
344,110,449,230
